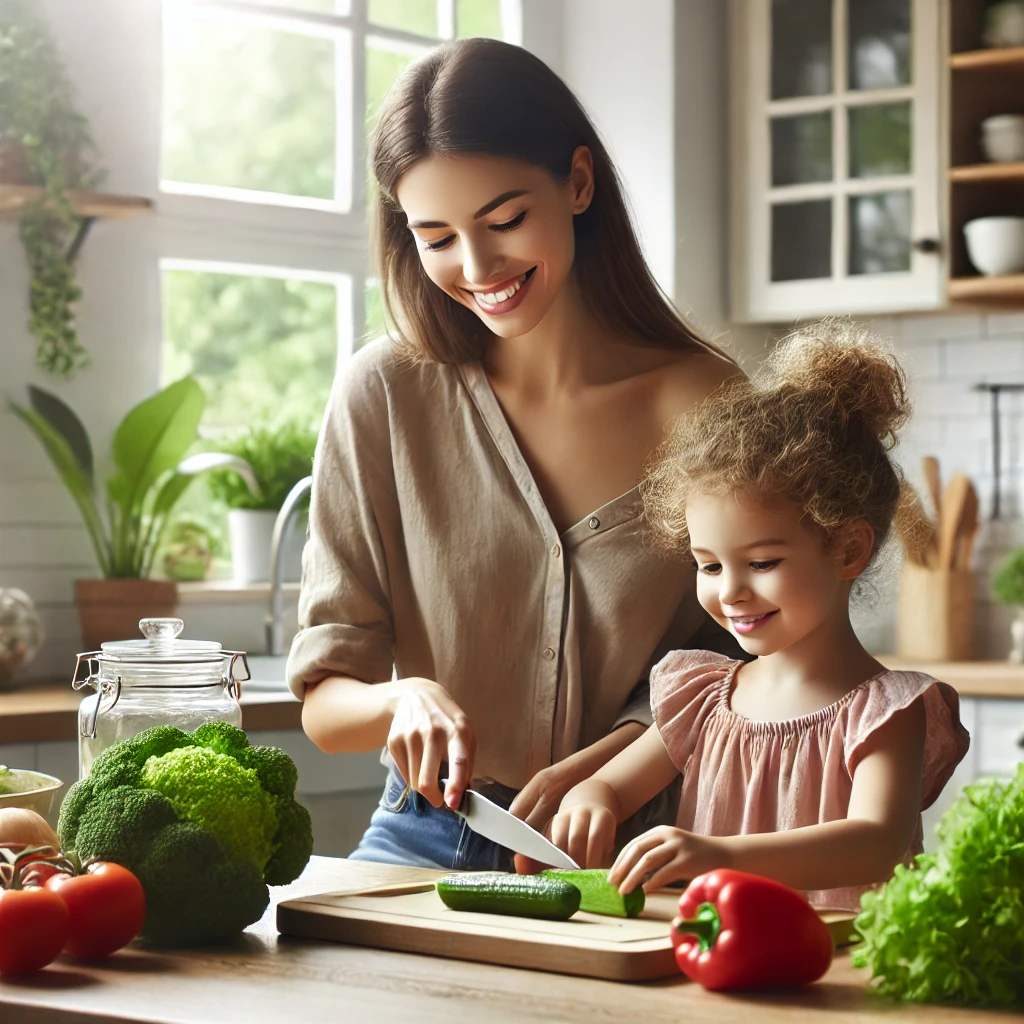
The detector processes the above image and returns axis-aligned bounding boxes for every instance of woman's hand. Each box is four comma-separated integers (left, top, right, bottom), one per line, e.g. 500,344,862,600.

387,678,477,810
609,827,730,894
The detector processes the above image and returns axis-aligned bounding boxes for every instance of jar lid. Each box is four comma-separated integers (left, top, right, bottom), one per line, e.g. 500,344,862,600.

98,618,226,665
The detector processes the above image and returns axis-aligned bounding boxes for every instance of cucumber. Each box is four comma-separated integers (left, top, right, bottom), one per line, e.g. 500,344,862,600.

541,869,645,918
435,872,581,920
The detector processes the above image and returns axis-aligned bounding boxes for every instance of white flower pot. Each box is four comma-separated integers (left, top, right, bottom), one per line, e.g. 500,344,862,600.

228,509,306,585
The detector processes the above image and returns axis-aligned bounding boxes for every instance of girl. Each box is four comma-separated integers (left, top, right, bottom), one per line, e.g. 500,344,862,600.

287,38,744,869
548,324,970,911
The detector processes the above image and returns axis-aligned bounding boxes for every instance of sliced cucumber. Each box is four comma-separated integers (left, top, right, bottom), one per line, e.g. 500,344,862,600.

541,869,645,917
435,871,581,920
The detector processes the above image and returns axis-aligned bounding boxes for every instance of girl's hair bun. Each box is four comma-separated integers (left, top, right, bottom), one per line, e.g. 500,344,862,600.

762,319,910,449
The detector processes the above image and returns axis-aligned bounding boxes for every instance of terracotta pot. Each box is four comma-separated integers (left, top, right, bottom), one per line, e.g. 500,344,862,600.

75,579,178,651
0,144,34,185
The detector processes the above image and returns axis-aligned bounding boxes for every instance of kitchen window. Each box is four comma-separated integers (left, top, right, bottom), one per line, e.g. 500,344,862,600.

158,0,521,428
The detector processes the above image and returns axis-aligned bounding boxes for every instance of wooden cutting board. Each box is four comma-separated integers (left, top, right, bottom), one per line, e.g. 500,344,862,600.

277,877,858,982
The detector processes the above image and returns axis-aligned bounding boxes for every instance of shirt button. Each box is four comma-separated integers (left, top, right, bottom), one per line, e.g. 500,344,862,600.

551,543,561,558
588,516,600,530
542,647,556,661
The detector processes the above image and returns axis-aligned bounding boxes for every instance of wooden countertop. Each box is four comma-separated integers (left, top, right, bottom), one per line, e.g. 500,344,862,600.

877,657,1024,699
0,857,995,1024
0,682,300,744
2,658,1022,746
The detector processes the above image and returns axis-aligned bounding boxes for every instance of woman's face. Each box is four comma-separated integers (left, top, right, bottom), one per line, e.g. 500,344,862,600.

395,149,594,338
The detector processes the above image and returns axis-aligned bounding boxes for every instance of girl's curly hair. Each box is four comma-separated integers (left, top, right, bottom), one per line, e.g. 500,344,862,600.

642,320,913,560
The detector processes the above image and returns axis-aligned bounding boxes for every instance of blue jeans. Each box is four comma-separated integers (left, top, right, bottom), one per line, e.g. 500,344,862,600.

350,764,517,871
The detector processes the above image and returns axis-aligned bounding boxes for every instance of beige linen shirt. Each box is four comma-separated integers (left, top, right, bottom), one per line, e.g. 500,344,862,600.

287,339,739,790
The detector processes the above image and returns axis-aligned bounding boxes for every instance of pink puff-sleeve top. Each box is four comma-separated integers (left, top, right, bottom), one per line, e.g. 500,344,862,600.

649,649,971,912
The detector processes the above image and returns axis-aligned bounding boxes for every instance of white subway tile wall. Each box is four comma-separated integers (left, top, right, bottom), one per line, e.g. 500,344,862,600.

852,313,1024,659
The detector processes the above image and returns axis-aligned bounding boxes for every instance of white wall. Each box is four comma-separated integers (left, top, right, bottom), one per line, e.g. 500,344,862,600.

1,0,163,682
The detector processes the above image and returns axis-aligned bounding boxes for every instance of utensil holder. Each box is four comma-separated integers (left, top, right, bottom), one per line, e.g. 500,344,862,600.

896,563,974,662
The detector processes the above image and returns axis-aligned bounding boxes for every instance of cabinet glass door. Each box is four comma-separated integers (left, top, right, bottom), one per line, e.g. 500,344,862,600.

733,0,942,321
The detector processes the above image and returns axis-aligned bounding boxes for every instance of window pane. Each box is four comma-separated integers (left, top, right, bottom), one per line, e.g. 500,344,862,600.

457,0,503,38
771,201,832,281
848,102,911,178
163,10,339,200
771,112,832,186
368,0,438,36
771,0,832,99
848,191,911,274
848,0,911,91
366,40,419,124
162,268,340,431
243,0,351,12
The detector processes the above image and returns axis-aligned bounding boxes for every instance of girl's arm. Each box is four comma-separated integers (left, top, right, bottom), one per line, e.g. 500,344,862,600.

303,674,477,811
546,725,681,868
609,698,927,894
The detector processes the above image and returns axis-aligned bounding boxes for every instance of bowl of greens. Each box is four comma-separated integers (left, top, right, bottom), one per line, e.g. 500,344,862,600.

0,766,63,817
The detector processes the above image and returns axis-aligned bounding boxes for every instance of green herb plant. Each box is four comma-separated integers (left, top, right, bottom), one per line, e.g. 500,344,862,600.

208,419,318,512
0,0,103,376
8,380,260,578
852,763,1024,1008
992,548,1024,606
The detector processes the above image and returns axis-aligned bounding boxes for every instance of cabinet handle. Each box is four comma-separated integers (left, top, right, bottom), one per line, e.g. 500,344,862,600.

913,238,940,254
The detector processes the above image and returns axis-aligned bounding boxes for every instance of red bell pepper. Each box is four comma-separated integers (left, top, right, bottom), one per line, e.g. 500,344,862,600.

671,868,834,991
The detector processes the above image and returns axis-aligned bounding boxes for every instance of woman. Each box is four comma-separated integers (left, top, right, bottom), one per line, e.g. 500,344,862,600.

287,37,743,869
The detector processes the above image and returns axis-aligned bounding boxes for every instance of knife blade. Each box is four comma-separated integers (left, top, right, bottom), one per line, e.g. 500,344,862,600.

443,782,580,870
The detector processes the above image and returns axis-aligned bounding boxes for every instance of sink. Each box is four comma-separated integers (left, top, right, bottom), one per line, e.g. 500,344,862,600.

242,655,290,692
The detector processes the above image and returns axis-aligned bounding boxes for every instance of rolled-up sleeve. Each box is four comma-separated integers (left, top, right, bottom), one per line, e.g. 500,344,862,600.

286,349,398,697
610,678,653,730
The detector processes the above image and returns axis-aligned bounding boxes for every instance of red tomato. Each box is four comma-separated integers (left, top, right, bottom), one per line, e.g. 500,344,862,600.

46,862,146,959
0,887,70,973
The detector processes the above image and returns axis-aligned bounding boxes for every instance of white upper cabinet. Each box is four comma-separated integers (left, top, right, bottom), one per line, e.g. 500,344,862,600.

730,0,945,322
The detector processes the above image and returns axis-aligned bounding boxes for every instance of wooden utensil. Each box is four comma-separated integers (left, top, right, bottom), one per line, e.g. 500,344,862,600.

955,481,980,569
922,456,942,522
937,472,972,570
898,485,939,567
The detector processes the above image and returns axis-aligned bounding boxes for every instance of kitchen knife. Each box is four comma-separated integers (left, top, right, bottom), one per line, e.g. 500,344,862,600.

442,781,580,870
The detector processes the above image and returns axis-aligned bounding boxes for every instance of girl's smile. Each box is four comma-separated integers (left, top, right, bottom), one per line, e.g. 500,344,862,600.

727,609,778,634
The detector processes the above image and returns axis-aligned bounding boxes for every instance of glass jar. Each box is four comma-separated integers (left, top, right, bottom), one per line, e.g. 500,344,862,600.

72,617,249,779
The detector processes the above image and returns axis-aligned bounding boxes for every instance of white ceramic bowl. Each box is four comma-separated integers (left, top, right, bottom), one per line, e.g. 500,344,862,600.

964,216,1024,276
981,115,1024,163
0,768,63,817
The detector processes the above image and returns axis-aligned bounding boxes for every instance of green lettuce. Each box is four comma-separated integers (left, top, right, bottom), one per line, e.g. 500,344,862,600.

852,763,1024,1007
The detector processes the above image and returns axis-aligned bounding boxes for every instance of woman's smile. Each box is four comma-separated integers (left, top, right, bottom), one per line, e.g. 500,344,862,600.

463,267,537,315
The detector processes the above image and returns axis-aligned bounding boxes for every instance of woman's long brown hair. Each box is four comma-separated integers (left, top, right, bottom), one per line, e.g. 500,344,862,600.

369,38,727,364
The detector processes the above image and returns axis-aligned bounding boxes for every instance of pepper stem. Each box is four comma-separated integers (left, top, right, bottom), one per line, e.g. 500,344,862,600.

672,902,722,953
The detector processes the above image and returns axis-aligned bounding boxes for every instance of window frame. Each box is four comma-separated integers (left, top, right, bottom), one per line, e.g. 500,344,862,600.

158,0,523,354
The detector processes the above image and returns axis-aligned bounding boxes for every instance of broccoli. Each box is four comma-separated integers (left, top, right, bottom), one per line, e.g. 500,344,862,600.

142,745,278,871
56,722,312,947
136,822,270,946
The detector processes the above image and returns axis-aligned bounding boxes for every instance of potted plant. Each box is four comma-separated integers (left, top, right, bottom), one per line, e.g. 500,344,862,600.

993,547,1024,663
160,516,217,583
208,420,318,584
0,0,103,377
8,379,259,648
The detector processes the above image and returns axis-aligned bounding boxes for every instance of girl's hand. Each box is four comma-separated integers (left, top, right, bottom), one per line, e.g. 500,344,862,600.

508,761,586,832
387,678,477,810
609,827,730,894
546,804,618,870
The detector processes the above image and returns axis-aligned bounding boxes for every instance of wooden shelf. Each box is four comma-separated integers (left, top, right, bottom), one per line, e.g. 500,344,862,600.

949,273,1024,305
951,161,1024,183
0,184,152,221
951,46,1024,71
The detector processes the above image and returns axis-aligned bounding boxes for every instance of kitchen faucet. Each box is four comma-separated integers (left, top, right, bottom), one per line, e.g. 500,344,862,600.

265,475,313,656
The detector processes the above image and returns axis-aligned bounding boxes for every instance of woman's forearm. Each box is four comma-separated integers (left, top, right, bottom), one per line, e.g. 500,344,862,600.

301,674,426,754
722,818,910,891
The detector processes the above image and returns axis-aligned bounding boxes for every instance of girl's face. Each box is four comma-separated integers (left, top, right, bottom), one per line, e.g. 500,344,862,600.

685,489,871,657
395,150,594,338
